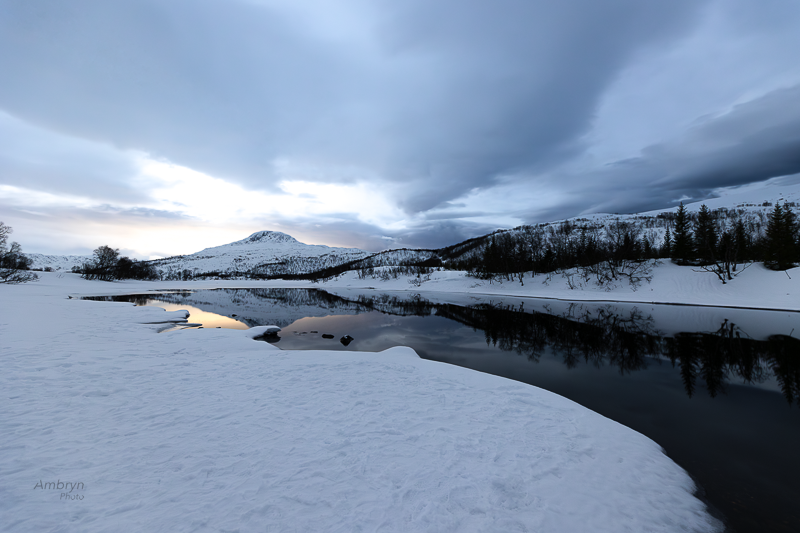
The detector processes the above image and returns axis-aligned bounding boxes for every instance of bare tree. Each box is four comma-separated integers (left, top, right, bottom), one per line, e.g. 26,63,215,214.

0,222,38,284
82,245,120,281
577,221,659,291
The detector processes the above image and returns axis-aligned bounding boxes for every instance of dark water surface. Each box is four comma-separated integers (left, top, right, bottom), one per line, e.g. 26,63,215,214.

88,288,800,533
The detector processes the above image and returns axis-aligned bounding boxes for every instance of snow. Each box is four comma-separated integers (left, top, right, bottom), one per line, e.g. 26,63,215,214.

308,261,800,313
147,230,370,275
25,253,93,272
26,180,800,277
0,273,723,532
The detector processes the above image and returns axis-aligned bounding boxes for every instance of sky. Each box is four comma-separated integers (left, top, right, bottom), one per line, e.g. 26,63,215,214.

1,0,800,258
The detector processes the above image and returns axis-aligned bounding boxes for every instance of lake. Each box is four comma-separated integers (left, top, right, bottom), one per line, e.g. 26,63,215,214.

86,287,800,533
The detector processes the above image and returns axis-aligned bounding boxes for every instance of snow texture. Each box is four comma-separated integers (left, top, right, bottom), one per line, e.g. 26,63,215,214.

0,273,723,532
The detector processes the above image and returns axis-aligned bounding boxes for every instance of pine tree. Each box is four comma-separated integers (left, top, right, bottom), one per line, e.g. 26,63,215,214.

734,219,748,262
661,227,672,258
672,203,692,265
765,202,798,270
694,204,717,265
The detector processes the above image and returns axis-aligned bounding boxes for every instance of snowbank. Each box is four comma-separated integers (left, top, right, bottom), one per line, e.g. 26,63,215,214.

1,274,724,532
49,260,800,313
314,261,799,311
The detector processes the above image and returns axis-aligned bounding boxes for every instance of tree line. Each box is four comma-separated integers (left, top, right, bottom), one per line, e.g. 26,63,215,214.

77,245,160,281
3,202,799,285
453,202,799,286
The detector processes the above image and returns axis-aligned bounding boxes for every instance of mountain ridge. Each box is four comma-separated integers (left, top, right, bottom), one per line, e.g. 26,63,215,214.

26,179,800,275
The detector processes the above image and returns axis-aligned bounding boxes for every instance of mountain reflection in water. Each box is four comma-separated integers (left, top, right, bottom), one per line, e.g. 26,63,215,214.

86,288,800,532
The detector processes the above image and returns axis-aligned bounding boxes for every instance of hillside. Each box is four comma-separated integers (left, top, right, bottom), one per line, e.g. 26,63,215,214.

26,180,800,278
25,253,94,272
441,180,800,266
143,231,370,277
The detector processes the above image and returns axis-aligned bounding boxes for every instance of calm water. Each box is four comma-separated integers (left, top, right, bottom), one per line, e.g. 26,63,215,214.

87,288,800,533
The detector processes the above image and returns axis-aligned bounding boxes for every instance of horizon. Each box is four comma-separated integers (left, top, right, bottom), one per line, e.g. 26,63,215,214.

2,1,800,259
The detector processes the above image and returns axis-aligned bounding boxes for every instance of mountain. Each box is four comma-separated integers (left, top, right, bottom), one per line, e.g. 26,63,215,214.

147,231,370,276
435,179,800,266
26,180,800,276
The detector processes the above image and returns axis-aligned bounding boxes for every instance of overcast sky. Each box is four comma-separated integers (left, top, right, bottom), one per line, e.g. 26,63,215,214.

2,0,800,257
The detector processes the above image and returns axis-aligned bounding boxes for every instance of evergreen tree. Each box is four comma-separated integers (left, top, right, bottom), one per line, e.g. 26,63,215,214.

672,203,693,264
694,204,717,265
479,236,500,279
661,226,672,258
765,202,798,270
733,219,748,261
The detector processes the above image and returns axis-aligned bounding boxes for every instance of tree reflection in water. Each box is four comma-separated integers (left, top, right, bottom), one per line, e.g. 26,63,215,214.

665,325,799,404
86,289,800,405
443,301,800,405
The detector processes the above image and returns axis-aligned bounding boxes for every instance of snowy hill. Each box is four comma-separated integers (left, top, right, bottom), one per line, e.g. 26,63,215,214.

148,230,370,277
26,253,93,272
25,179,800,277
438,179,800,266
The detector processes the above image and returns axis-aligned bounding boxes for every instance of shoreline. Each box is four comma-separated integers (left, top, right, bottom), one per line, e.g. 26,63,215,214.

1,271,725,532
54,260,800,313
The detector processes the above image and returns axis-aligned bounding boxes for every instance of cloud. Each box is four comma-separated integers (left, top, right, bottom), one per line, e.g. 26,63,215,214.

0,0,704,210
565,85,800,215
0,112,145,202
1,0,799,254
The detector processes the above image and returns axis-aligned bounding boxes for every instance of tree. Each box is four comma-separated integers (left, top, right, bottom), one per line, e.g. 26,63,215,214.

0,222,38,284
661,226,672,258
694,204,717,265
82,245,120,281
672,203,693,265
695,222,752,284
733,219,749,262
764,202,798,270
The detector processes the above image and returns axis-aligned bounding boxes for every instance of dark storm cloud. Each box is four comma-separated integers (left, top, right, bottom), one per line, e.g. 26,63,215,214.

269,214,501,251
390,221,501,250
3,0,800,254
551,85,800,216
262,216,398,252
0,0,704,214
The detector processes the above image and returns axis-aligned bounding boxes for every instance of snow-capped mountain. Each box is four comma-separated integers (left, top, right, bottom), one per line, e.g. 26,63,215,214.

25,179,800,276
149,230,370,276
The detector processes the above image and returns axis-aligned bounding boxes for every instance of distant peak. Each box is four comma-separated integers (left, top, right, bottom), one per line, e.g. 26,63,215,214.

231,231,299,246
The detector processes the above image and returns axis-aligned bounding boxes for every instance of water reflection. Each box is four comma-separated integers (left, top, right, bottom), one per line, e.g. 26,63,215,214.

448,302,800,405
86,289,800,405
666,327,799,404
86,288,800,532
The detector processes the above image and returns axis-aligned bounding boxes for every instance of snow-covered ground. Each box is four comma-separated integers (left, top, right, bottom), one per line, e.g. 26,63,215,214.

318,261,800,313
1,272,724,532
